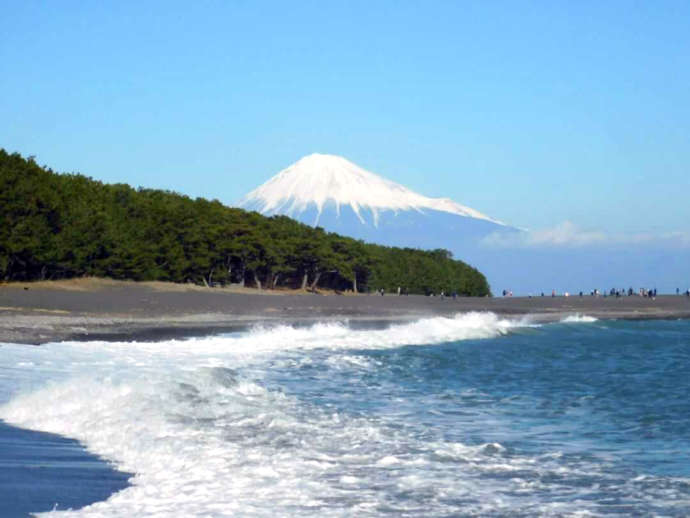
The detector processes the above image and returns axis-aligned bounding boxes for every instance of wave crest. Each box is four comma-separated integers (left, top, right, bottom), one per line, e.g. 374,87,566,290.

561,314,598,323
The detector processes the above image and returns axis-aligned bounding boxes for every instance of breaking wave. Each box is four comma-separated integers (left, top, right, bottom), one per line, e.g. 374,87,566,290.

2,313,686,516
561,314,598,323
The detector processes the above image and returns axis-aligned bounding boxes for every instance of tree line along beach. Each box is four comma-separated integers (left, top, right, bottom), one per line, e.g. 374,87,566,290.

0,150,489,298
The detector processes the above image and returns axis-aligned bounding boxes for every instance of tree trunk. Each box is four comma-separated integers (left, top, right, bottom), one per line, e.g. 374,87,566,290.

208,267,214,287
273,273,281,289
310,271,322,290
301,272,308,290
239,264,245,287
201,276,210,288
352,272,357,293
253,271,262,290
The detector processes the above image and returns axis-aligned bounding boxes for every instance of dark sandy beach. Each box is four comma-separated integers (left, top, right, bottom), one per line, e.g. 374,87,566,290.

1,280,690,344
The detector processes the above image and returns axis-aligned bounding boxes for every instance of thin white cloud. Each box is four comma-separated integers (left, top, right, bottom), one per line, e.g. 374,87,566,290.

482,221,690,249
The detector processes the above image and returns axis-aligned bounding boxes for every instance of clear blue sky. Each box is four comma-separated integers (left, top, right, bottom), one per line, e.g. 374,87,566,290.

2,1,689,235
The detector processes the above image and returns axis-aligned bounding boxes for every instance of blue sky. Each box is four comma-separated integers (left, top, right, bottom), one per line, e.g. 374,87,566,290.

2,1,689,236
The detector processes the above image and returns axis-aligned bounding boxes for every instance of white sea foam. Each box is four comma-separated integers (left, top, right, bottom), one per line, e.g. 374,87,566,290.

91,311,519,364
0,314,513,515
0,313,683,516
561,314,598,323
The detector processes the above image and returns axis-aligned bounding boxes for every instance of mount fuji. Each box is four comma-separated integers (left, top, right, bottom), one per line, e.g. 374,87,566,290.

239,154,515,255
238,154,689,295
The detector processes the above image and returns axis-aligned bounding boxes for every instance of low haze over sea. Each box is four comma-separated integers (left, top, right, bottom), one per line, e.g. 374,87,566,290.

2,314,690,516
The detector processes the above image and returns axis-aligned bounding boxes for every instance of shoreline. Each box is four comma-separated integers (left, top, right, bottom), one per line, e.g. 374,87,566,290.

2,280,690,344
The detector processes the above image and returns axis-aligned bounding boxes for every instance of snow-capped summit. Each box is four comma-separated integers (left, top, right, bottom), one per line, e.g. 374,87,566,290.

239,153,504,227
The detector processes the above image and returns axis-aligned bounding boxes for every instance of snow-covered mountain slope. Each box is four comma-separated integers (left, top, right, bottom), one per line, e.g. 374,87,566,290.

239,154,505,227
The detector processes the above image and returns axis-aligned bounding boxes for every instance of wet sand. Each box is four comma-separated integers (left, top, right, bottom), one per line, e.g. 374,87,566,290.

1,280,689,344
0,422,131,515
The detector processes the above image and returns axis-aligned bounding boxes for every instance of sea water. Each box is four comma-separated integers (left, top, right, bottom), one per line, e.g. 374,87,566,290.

1,313,690,516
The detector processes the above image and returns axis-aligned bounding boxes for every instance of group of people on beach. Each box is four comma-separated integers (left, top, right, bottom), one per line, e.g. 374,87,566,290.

503,287,690,298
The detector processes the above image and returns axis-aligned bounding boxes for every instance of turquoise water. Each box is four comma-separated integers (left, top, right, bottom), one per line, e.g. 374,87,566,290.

1,314,689,516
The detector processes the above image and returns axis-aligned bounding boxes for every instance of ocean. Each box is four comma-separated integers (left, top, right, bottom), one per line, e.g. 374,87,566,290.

1,313,689,516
